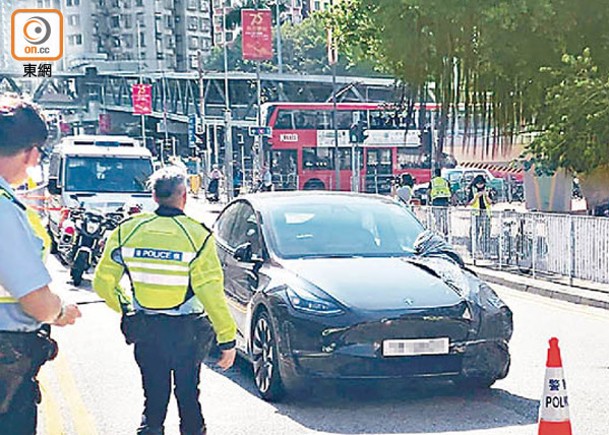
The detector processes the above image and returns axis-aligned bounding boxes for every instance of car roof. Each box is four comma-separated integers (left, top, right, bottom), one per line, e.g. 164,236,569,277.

57,146,152,157
55,135,151,157
233,191,398,210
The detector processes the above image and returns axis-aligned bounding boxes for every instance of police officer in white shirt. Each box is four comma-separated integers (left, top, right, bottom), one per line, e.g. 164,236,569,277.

0,96,81,434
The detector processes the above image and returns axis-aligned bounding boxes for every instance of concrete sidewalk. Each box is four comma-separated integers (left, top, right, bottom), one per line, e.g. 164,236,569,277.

470,265,609,310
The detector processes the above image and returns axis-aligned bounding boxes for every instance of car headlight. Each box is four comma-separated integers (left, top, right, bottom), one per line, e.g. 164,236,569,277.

85,220,101,234
479,283,505,309
286,286,343,315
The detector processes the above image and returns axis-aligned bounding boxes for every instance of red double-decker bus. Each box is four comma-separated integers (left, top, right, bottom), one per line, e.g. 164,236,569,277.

262,102,454,193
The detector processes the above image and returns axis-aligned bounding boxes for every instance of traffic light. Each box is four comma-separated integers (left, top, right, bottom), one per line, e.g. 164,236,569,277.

194,131,207,150
349,121,367,143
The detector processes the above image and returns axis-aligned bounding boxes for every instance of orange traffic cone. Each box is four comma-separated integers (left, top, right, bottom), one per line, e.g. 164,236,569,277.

538,337,572,435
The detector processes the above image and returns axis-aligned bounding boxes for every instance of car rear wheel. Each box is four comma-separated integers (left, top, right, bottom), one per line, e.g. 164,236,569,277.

251,312,285,401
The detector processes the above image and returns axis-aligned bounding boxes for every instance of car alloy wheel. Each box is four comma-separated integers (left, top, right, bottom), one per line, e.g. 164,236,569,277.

251,312,285,401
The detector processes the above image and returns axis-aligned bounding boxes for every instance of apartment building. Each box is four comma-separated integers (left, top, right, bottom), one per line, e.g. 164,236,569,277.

79,0,213,72
0,1,16,72
212,0,304,46
1,0,213,73
304,0,340,16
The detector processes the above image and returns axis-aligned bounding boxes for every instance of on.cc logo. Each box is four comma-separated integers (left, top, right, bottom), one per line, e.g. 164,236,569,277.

23,16,52,45
11,9,63,61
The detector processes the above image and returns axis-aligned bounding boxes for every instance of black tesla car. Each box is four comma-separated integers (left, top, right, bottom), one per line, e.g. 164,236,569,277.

213,192,513,401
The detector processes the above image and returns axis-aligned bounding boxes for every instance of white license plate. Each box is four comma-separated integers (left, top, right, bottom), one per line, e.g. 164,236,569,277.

382,338,449,357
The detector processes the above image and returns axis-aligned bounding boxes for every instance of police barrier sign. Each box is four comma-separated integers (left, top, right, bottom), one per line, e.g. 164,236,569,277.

11,9,64,61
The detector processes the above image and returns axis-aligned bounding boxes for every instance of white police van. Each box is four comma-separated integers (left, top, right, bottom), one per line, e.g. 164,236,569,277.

46,135,156,243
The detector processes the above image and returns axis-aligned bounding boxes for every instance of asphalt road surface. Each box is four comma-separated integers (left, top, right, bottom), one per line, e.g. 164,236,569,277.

34,201,609,435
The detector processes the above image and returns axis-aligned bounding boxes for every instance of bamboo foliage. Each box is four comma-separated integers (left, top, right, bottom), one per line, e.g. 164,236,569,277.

331,0,609,162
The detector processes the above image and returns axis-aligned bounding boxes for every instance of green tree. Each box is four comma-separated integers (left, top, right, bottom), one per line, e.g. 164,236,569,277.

204,15,379,76
526,50,609,175
331,0,609,162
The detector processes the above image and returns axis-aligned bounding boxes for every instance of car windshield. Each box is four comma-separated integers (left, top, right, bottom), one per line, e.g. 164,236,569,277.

447,172,462,182
264,198,424,259
65,156,153,193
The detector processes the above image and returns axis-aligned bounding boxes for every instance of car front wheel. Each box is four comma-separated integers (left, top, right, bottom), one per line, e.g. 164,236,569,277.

251,311,285,401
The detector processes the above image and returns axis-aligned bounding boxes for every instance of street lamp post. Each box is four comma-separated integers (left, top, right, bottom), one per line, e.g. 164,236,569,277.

223,3,234,201
136,21,147,152
197,50,209,185
162,71,169,156
328,6,340,191
275,0,283,74
332,61,339,191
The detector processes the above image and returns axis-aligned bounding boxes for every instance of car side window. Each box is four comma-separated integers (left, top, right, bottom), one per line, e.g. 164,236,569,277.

215,203,242,247
230,203,262,255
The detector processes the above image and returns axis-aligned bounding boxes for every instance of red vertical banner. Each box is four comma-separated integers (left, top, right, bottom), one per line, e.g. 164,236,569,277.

99,113,112,133
59,121,72,135
242,9,273,61
132,83,152,115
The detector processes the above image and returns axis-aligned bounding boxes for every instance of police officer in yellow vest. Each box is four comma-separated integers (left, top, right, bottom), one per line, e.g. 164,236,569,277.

428,168,451,234
428,168,451,207
93,166,237,435
0,96,81,434
468,174,492,215
468,174,492,254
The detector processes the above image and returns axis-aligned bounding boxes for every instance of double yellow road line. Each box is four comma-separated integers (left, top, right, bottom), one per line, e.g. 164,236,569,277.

38,352,98,435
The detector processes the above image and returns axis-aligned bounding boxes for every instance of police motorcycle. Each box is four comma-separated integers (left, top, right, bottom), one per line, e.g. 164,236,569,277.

57,204,140,285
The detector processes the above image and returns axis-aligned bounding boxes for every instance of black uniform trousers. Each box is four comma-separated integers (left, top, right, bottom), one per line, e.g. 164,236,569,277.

133,314,212,435
0,327,56,435
0,377,39,435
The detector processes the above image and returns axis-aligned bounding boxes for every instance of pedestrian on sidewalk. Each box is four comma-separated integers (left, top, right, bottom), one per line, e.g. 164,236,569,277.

207,164,222,202
93,166,237,435
428,168,451,235
468,174,492,256
260,164,273,192
233,162,243,197
395,173,415,206
0,96,81,435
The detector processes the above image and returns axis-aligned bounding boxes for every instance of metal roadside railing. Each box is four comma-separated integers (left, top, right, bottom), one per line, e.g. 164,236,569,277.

412,206,609,286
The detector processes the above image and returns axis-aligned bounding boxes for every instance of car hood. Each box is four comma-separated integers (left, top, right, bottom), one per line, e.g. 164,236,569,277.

63,192,156,213
280,257,464,311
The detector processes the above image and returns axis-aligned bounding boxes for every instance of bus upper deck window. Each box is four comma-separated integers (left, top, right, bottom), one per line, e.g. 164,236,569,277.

275,112,293,129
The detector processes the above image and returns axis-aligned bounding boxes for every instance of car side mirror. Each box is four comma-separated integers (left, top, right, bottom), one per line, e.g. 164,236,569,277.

48,178,61,195
233,243,253,263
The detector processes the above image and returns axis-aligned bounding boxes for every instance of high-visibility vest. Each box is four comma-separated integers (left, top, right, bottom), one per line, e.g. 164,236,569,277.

470,191,492,216
114,213,211,310
0,186,50,304
430,176,451,200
